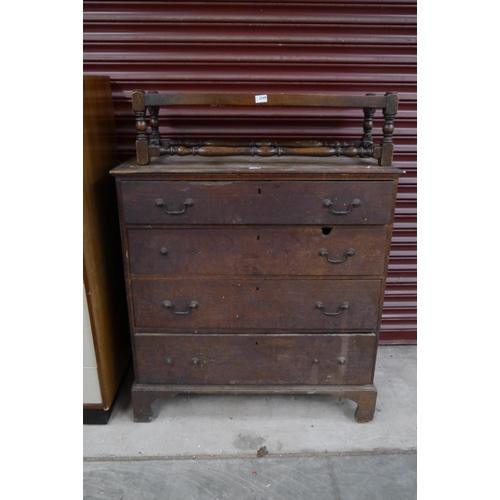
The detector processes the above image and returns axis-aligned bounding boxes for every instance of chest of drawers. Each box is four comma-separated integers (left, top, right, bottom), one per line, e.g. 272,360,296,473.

111,154,403,422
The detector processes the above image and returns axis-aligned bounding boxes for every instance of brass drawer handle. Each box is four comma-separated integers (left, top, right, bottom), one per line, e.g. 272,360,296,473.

323,198,360,215
318,248,355,264
155,198,194,215
163,300,198,315
315,301,349,316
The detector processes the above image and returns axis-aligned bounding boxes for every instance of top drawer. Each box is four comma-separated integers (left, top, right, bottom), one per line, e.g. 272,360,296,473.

120,180,396,225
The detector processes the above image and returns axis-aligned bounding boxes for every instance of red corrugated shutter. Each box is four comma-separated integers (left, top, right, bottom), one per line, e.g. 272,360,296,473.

83,0,417,344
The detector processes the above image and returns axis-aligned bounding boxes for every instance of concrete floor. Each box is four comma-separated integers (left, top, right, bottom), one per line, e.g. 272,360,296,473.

83,345,417,499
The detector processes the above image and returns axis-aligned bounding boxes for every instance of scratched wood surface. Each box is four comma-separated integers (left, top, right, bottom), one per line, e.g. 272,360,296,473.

127,226,389,277
120,179,397,225
134,333,377,385
130,278,381,332
111,154,403,177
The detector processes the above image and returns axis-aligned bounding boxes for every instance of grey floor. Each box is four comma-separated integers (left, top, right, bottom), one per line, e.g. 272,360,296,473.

84,345,417,499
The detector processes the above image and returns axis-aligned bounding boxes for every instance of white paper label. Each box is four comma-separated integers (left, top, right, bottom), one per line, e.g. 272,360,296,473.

255,94,268,103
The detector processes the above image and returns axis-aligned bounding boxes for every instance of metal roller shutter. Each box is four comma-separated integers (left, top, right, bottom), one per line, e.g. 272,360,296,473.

83,0,417,344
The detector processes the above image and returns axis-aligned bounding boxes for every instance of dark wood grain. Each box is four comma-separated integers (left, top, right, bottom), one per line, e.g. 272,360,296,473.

111,154,404,179
131,278,381,332
120,180,396,225
134,333,377,385
83,75,131,410
143,92,391,109
158,143,379,159
128,226,388,277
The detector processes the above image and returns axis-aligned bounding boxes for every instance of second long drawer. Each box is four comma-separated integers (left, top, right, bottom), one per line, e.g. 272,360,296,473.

128,226,389,277
131,278,382,332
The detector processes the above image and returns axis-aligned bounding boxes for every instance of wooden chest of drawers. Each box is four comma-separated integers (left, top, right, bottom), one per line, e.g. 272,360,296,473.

111,154,403,422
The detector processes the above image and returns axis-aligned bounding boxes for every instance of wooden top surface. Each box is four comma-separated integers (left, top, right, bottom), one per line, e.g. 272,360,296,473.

111,155,404,179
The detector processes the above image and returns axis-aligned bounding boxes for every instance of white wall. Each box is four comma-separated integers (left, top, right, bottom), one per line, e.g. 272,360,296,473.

83,284,102,404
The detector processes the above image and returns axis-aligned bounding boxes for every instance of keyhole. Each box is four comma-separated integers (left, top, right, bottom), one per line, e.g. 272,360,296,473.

322,227,332,236
258,188,262,194
256,286,259,291
255,341,259,345
257,235,260,240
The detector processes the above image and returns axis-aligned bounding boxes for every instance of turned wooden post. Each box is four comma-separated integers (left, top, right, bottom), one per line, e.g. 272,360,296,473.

131,90,149,165
379,91,398,166
147,91,161,158
361,93,376,145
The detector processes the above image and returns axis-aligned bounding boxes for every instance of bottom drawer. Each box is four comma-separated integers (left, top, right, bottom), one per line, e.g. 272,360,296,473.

134,333,377,385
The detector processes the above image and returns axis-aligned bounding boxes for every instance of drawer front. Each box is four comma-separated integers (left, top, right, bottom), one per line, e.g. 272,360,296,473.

134,333,377,385
120,180,396,225
128,226,388,277
132,278,381,332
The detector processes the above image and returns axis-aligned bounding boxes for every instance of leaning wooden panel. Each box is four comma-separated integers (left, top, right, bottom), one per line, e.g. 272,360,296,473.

83,75,131,416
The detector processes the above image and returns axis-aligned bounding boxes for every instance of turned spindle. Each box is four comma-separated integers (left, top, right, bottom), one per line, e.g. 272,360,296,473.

147,91,161,157
162,144,375,158
361,93,376,145
131,90,149,165
379,91,398,166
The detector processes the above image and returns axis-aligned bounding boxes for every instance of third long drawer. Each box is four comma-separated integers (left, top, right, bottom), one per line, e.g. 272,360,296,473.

131,278,382,332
